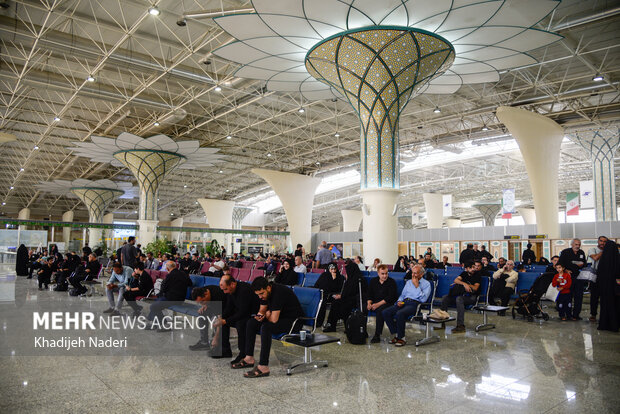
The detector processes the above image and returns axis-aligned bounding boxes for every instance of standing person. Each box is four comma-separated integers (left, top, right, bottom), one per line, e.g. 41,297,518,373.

472,244,481,261
366,264,397,343
120,236,138,268
294,244,305,258
479,245,493,262
596,240,619,332
123,262,154,317
522,243,536,265
439,261,481,333
559,238,587,321
382,265,431,346
552,263,572,321
587,236,607,322
459,244,475,265
15,244,29,276
314,241,333,269
235,277,303,378
146,261,193,331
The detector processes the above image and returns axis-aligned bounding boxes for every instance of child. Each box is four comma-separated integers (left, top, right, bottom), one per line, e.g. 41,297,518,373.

551,263,572,321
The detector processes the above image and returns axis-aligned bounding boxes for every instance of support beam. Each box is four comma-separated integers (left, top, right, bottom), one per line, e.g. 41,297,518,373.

423,193,444,229
517,208,537,225
497,107,563,238
472,203,501,227
361,188,400,264
62,211,73,245
341,210,363,232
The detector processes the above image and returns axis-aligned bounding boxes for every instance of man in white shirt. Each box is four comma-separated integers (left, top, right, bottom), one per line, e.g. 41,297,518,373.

293,256,307,274
209,254,226,274
588,236,607,322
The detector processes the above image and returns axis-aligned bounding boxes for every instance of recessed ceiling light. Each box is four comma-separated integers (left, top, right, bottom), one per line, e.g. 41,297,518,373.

134,210,137,213
592,74,604,82
219,170,223,173
315,161,320,165
226,135,232,139
33,146,39,150
9,186,13,190
226,189,230,192
148,7,160,16
183,185,187,188
214,85,222,92
481,125,489,131
86,75,95,82
153,121,160,126
170,213,174,215
433,107,441,113
53,117,60,122
267,153,272,157
298,107,305,113
334,132,340,138
19,168,24,172
1,203,5,206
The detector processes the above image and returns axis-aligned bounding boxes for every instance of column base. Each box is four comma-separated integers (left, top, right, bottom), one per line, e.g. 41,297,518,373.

360,188,401,265
137,220,159,246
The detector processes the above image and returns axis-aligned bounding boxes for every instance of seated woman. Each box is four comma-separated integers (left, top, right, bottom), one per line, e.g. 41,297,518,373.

368,258,381,271
274,260,298,286
393,256,408,273
54,253,79,291
323,260,367,332
314,264,344,327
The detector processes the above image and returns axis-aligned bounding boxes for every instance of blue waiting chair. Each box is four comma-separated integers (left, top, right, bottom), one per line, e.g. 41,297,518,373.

302,272,321,287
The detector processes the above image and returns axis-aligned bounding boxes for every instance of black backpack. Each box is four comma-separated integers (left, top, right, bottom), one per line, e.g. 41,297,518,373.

345,279,367,345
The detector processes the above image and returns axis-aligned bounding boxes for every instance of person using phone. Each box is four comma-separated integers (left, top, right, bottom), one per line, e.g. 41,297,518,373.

489,260,518,310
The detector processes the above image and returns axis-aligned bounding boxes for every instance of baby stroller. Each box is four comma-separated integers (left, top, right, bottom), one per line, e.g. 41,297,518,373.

512,273,554,322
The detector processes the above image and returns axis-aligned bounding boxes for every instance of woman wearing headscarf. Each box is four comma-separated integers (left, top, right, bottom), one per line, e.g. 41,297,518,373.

15,244,29,276
393,256,408,273
314,263,345,327
323,260,368,332
597,240,620,332
274,259,298,286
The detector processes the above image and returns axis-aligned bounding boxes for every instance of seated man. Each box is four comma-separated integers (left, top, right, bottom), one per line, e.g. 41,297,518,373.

54,253,78,291
189,284,226,353
545,255,560,273
104,262,133,315
37,256,56,290
69,253,102,295
439,261,481,333
146,261,193,331
179,252,192,273
437,256,452,269
123,262,154,317
382,265,431,346
209,275,260,363
489,260,518,310
145,252,159,270
293,256,307,274
497,257,507,269
208,254,226,276
474,260,491,277
366,264,397,343
422,253,436,269
480,256,496,272
188,253,202,274
234,277,303,378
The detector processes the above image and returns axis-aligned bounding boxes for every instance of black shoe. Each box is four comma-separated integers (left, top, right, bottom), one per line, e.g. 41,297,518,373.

370,335,381,343
103,308,114,314
210,350,233,359
189,341,211,351
322,325,336,333
230,354,244,365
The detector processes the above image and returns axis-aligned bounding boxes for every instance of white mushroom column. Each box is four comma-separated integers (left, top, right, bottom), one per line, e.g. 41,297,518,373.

197,199,235,254
70,186,123,245
571,130,620,221
62,211,74,245
472,202,501,227
252,169,320,253
232,207,253,254
497,106,563,238
423,193,444,229
517,208,536,225
341,210,363,232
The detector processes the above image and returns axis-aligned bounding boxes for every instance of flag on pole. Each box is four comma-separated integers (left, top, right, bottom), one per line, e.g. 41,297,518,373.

579,180,594,209
502,189,515,219
566,192,579,216
442,194,452,217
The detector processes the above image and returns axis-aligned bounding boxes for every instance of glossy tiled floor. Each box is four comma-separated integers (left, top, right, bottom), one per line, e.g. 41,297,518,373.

0,265,618,413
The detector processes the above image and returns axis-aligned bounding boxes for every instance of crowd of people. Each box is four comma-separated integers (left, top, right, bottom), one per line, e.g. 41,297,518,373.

14,234,620,377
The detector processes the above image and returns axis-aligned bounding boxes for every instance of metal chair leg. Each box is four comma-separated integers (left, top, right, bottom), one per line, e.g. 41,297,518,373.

475,310,495,332
286,347,329,375
415,321,440,346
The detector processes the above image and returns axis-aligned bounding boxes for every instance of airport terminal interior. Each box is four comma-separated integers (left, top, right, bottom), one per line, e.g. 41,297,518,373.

0,0,619,413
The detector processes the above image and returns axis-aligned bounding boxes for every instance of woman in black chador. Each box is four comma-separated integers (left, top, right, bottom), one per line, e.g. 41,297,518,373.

15,244,29,276
597,240,620,332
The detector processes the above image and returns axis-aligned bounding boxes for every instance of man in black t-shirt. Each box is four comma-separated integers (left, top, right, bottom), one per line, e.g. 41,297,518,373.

234,277,303,378
367,264,397,343
120,237,138,268
440,261,481,333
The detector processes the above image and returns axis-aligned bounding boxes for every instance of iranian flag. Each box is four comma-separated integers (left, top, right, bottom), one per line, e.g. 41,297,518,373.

566,192,579,216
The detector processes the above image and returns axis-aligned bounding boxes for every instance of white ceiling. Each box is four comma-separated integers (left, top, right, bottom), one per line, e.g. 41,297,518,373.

0,0,618,230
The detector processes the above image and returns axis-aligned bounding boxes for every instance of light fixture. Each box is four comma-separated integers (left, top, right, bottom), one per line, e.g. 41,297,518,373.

433,107,441,113
481,125,489,131
183,185,187,188
226,135,232,140
219,170,223,173
226,189,230,192
19,168,24,172
267,153,272,157
334,132,340,138
170,213,174,216
33,145,39,150
9,186,13,190
133,210,138,213
592,74,604,82
153,121,160,126
315,161,320,165
298,107,305,113
214,85,222,92
148,7,160,16
1,203,5,206
86,75,95,82
53,117,60,122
